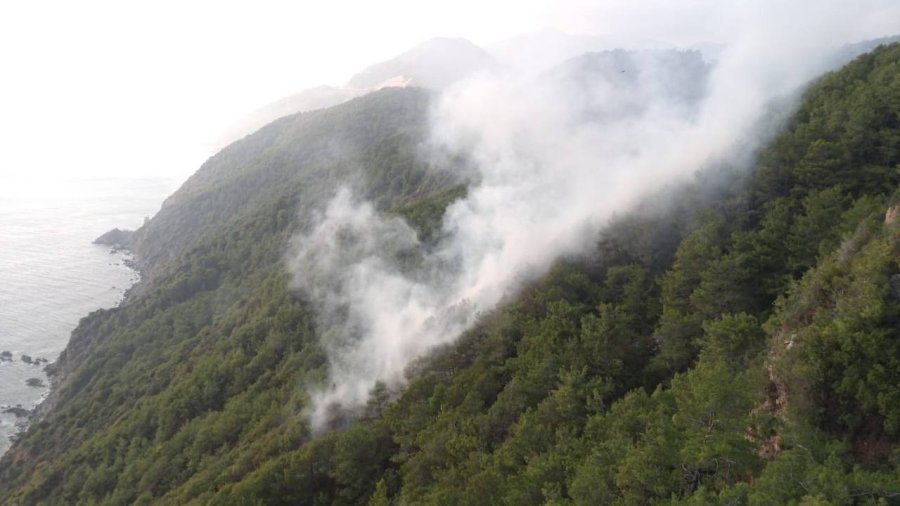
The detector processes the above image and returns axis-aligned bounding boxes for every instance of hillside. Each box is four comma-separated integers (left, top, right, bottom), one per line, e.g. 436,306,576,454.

0,43,898,505
130,87,452,281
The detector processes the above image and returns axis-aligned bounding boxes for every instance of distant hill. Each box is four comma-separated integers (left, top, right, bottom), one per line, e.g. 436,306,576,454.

541,49,710,120
488,27,673,73
216,38,498,148
347,37,499,89
828,34,900,67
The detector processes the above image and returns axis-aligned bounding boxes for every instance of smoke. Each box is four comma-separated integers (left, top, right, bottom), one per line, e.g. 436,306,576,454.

288,188,479,430
288,4,893,432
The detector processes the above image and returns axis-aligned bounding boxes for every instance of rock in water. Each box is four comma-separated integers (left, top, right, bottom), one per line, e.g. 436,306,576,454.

25,378,45,388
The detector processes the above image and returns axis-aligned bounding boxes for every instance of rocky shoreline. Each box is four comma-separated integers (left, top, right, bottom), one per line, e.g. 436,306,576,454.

7,230,145,444
1,347,83,442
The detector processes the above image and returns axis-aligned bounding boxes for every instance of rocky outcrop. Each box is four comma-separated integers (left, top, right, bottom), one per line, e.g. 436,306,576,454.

93,228,134,249
1,406,30,418
885,203,899,225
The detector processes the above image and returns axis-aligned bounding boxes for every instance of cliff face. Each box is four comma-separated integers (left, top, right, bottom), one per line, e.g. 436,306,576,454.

1,45,898,504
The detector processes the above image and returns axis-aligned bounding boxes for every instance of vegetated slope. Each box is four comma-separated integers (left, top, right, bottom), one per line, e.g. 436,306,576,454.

241,43,895,505
0,44,898,505
213,86,368,151
130,87,452,280
217,38,499,150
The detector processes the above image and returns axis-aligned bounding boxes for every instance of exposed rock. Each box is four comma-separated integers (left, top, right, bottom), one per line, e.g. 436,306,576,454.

764,363,788,418
43,361,58,377
758,433,782,460
886,203,900,225
93,228,134,249
25,378,45,388
2,406,30,418
20,355,47,366
0,351,12,362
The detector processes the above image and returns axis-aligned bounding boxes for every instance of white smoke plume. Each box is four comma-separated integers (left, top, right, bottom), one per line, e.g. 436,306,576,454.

288,3,896,432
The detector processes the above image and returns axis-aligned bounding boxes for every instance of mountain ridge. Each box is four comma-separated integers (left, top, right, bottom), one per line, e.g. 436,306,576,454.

216,37,499,149
347,37,499,89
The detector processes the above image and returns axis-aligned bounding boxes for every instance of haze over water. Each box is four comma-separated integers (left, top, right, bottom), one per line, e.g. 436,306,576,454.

0,176,179,454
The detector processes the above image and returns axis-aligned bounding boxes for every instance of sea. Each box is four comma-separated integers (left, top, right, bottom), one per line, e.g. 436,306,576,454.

0,176,181,454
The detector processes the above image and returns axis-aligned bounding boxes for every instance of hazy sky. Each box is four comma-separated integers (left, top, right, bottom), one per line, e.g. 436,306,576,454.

0,0,897,182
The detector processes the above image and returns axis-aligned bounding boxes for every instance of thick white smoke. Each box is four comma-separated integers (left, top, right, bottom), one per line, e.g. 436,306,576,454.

289,190,479,429
288,6,891,432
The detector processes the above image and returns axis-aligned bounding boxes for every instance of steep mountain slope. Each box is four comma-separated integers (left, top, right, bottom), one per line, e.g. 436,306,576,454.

130,87,451,281
1,44,898,505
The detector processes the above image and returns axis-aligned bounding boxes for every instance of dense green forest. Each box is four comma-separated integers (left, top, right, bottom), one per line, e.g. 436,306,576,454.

1,44,899,505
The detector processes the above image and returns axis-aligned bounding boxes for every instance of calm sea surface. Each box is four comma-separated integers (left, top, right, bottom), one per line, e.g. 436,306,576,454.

0,177,178,454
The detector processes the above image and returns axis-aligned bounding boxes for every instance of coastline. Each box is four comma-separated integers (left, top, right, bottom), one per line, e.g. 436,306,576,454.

3,240,144,451
0,176,181,457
